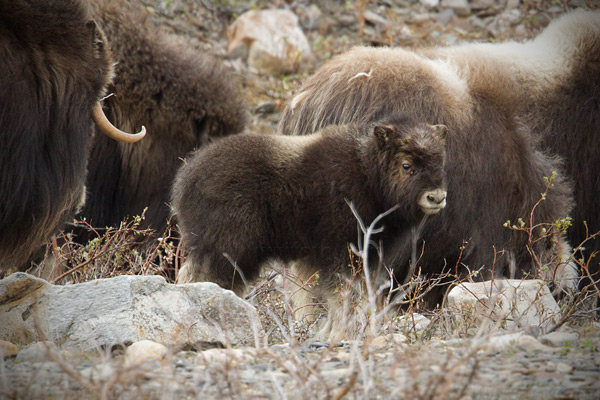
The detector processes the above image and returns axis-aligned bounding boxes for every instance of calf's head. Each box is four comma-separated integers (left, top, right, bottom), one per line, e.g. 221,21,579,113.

373,117,448,220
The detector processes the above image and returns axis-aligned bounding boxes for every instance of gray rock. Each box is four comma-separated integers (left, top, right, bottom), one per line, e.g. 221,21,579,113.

227,9,311,75
195,347,257,366
297,4,327,32
485,332,554,353
441,0,470,17
437,8,455,26
124,340,168,368
364,10,388,27
371,333,408,350
470,0,495,10
0,273,260,351
446,279,561,333
506,0,521,9
80,362,115,382
420,0,440,9
0,272,46,304
396,313,431,335
15,341,57,363
255,101,277,115
539,332,579,347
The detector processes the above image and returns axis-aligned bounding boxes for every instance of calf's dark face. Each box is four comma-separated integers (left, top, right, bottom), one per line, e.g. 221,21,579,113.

375,122,448,219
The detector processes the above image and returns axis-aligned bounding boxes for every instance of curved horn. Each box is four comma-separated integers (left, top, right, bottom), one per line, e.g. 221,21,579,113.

92,102,146,143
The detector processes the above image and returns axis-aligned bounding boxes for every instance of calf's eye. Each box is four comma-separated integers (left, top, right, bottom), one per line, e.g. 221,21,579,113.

402,163,411,171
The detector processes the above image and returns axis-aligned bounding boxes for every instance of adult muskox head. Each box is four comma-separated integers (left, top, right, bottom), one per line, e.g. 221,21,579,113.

0,0,145,274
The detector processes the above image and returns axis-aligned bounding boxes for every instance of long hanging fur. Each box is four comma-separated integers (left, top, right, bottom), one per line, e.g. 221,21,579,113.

0,0,114,274
278,11,600,301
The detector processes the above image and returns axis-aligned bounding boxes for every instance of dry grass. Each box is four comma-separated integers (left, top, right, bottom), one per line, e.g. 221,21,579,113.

4,185,597,399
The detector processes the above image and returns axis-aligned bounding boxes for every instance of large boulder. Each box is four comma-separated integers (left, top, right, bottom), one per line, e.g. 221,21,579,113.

227,9,311,75
0,273,260,351
446,279,561,333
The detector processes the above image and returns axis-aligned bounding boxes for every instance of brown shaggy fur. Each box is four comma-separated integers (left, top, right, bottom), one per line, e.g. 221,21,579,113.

277,12,595,301
77,0,250,241
172,115,447,338
421,11,600,283
0,0,113,274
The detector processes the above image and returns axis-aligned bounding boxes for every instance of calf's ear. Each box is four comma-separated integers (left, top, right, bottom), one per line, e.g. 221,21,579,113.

374,124,395,147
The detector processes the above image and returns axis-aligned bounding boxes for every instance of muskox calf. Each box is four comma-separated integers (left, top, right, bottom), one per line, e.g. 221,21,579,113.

172,115,447,339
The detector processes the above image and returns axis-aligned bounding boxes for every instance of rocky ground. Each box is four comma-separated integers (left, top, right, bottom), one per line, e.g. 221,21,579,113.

3,316,600,399
2,0,600,399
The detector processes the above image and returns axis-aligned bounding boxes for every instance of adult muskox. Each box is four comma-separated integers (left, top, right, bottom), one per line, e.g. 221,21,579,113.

172,115,448,339
278,11,599,302
77,0,250,241
0,0,145,274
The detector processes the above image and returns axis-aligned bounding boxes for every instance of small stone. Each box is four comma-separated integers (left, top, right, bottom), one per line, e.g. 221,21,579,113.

514,24,528,37
441,0,470,17
270,343,292,354
364,11,388,27
539,332,578,347
307,341,331,350
437,9,455,26
514,335,554,353
470,0,495,10
0,340,19,358
438,34,458,46
0,272,47,304
410,13,431,24
297,4,327,32
255,101,276,115
485,332,552,353
80,363,115,382
506,0,520,9
371,334,408,350
420,0,439,9
555,362,573,374
195,348,256,366
15,341,55,363
396,313,431,335
124,340,168,368
546,6,563,13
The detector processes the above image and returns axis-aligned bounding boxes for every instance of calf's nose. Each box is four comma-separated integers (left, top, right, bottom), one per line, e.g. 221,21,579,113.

419,189,447,215
427,189,447,205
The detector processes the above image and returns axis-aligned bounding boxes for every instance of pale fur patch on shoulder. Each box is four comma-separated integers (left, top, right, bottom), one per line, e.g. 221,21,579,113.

421,56,471,124
444,10,600,91
423,57,469,102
